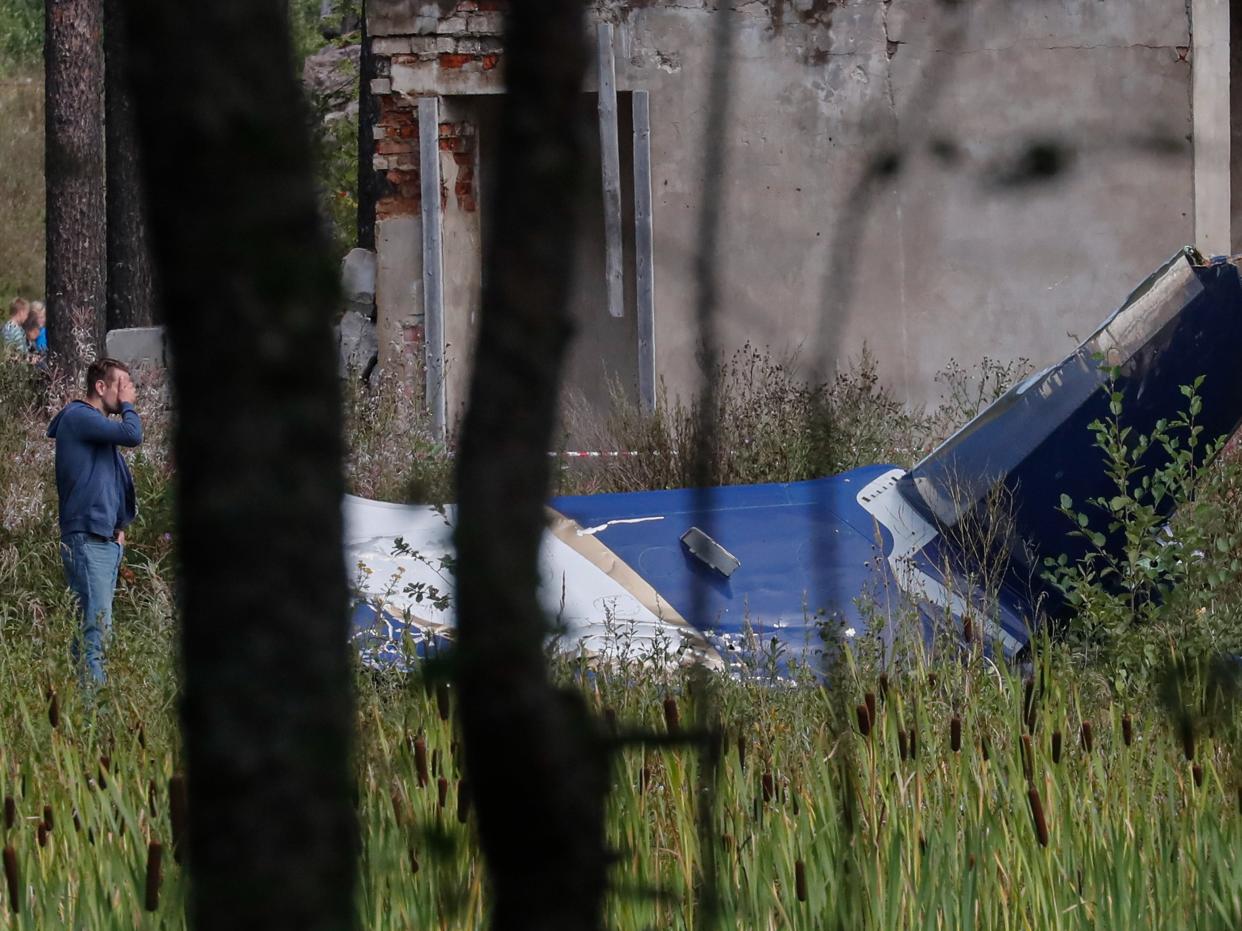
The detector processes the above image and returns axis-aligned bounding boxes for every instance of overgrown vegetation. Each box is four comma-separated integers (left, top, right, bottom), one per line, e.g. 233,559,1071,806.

4,351,1242,927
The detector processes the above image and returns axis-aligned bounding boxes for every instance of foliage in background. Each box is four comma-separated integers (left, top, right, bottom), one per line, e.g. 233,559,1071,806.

0,0,40,72
0,68,43,303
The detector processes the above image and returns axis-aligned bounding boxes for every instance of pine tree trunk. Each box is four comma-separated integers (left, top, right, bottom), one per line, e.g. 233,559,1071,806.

119,1,357,927
45,0,107,371
104,0,156,330
453,3,610,928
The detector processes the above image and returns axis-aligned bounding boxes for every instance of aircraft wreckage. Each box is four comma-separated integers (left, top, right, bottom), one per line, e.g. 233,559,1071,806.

346,247,1242,672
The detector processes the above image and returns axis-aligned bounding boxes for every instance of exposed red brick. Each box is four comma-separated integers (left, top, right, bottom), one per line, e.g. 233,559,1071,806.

481,54,500,71
477,0,507,10
439,121,460,136
403,323,425,347
377,196,421,219
438,136,468,153
451,151,474,167
377,139,413,155
438,53,473,70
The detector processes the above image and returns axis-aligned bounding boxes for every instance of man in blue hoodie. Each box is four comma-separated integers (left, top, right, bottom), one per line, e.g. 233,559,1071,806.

47,358,143,686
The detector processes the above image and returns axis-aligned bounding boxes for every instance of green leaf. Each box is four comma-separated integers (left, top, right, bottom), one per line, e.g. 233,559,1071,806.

1060,493,1073,510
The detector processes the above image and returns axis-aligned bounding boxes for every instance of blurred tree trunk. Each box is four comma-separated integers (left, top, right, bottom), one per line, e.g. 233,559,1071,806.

453,2,608,929
119,1,357,928
103,0,156,329
355,6,376,252
45,0,106,369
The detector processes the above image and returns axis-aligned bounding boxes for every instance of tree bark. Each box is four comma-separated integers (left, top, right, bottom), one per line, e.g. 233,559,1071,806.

119,1,357,928
104,0,156,330
45,0,107,370
453,3,608,929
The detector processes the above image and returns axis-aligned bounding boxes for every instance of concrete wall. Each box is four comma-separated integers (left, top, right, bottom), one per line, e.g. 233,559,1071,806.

367,0,1198,415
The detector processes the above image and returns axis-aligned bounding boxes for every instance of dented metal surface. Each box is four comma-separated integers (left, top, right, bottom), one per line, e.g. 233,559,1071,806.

348,248,1242,672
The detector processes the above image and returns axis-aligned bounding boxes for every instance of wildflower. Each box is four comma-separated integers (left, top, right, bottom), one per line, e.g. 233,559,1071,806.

844,628,856,638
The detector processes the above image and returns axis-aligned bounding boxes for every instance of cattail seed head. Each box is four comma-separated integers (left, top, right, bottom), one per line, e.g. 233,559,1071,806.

980,736,990,762
409,845,420,875
3,797,13,830
436,682,451,722
950,716,962,753
414,734,429,788
1181,719,1196,762
41,806,51,832
1122,715,1133,747
1192,764,1204,788
736,734,747,770
72,811,81,833
897,729,909,761
390,787,406,828
761,771,774,804
169,774,188,865
145,841,163,912
148,779,158,818
436,776,448,809
909,724,919,760
855,704,872,738
721,832,734,852
3,845,18,912
1021,734,1034,782
456,780,470,824
1080,721,1094,754
137,725,146,750
1051,731,1062,765
663,696,680,733
963,615,974,643
98,756,110,790
878,674,889,700
47,692,58,730
927,673,937,690
864,693,877,727
1023,677,1036,732
1028,788,1049,847
795,859,807,902
36,823,45,848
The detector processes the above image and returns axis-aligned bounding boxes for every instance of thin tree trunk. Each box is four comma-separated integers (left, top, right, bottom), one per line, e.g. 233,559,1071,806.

453,3,608,929
45,0,106,370
104,0,156,329
120,1,357,928
356,7,376,252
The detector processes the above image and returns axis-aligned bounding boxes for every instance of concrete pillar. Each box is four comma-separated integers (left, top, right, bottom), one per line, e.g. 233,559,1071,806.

1193,0,1231,254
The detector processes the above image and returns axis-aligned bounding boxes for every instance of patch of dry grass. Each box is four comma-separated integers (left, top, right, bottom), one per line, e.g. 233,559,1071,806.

0,69,43,304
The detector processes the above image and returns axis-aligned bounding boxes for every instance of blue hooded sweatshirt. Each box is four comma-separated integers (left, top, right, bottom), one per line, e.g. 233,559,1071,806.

47,401,142,540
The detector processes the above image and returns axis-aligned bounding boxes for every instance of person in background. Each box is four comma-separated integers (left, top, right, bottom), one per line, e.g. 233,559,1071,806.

29,301,47,353
1,298,29,353
47,358,143,688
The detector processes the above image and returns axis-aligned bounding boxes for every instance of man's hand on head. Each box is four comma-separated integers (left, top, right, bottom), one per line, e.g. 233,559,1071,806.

118,372,136,407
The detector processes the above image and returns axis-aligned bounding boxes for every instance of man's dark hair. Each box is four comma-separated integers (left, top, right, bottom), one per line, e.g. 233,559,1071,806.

85,358,131,397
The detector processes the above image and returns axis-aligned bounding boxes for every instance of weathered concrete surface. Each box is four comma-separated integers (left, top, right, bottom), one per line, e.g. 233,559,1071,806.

368,0,1197,415
105,326,166,367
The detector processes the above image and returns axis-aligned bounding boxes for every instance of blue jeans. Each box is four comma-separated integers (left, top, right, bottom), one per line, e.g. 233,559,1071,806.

60,532,122,687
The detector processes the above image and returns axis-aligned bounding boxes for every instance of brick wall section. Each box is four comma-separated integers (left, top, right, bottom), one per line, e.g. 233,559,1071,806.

369,1,503,221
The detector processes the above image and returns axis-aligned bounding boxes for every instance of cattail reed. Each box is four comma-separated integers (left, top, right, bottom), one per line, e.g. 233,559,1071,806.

1193,764,1204,788
1051,731,1062,765
390,788,407,828
1080,721,1094,754
762,771,774,804
169,774,188,865
4,796,14,830
436,682,451,722
437,776,448,810
897,729,909,761
950,715,962,753
414,734,429,788
36,822,45,848
145,841,163,911
47,691,58,729
1122,714,1133,746
3,845,18,913
41,806,51,832
909,724,919,760
737,734,747,770
864,692,877,727
795,859,807,903
856,704,872,738
1021,734,1033,782
663,696,680,733
456,780,470,824
1027,788,1049,847
1181,719,1196,761
963,615,974,644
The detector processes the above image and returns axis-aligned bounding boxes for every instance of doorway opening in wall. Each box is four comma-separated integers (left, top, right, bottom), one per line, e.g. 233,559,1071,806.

444,91,643,444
